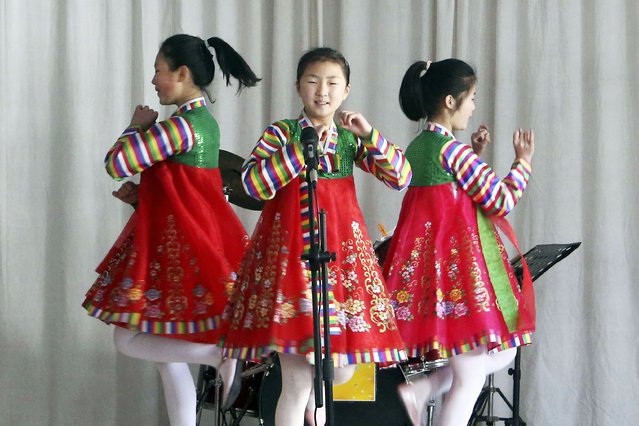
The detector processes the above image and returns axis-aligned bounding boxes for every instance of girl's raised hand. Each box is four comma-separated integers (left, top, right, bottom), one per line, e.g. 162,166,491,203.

513,128,535,164
338,111,373,139
471,124,491,156
130,105,159,130
314,124,329,142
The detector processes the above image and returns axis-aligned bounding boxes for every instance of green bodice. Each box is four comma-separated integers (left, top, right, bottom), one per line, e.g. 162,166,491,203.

282,119,358,178
406,131,455,186
170,107,220,168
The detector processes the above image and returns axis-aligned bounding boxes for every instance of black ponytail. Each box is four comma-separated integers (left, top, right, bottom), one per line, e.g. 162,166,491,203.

399,59,477,122
207,37,261,93
399,61,430,121
159,34,260,99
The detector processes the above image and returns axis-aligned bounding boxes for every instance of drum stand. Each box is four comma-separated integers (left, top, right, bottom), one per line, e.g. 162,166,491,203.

195,365,223,426
467,348,525,426
196,359,275,426
424,397,437,426
399,358,448,426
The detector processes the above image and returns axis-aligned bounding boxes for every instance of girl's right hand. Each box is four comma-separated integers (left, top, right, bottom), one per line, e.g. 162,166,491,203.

513,128,535,164
130,105,158,130
471,124,491,156
314,124,329,142
112,181,139,207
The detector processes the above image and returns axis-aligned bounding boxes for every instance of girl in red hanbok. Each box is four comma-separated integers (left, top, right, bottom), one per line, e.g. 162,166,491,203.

383,59,535,426
82,34,259,425
221,48,412,425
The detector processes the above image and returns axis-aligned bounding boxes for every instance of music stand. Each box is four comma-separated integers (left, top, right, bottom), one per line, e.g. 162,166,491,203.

469,242,581,426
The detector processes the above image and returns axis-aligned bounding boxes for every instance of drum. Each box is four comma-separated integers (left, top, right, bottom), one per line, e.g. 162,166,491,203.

232,360,274,416
196,359,276,423
399,357,449,383
256,355,281,426
373,233,393,267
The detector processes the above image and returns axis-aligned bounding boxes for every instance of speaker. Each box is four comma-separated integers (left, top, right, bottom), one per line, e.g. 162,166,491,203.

333,366,411,426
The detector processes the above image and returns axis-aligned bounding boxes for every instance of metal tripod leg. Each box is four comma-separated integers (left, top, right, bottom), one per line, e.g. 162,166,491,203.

467,371,525,426
425,398,436,426
196,365,223,426
483,373,499,426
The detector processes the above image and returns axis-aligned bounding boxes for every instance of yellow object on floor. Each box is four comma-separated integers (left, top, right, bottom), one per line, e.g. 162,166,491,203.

333,363,376,401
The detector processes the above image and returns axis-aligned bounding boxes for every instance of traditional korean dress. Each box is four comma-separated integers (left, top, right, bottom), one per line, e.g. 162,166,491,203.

83,97,248,343
221,115,412,366
383,122,535,359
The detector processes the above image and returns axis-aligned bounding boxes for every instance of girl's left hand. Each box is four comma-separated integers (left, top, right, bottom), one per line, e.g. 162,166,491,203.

338,111,373,139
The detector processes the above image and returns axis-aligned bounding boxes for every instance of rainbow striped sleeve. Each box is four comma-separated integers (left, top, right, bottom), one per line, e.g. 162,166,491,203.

441,140,531,217
104,116,194,179
241,121,305,200
355,128,412,191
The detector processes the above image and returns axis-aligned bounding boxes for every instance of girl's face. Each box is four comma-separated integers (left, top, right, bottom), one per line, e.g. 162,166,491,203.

296,60,351,126
151,53,181,105
449,85,476,131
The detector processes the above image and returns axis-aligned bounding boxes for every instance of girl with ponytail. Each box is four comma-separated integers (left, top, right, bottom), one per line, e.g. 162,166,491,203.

83,34,259,426
384,59,536,426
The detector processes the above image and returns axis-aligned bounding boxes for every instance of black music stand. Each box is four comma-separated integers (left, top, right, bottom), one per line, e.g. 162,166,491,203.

468,242,581,426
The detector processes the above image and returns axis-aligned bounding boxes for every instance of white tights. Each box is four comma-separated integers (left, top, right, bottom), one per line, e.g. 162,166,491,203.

156,362,197,426
113,327,234,426
399,345,517,426
275,353,357,426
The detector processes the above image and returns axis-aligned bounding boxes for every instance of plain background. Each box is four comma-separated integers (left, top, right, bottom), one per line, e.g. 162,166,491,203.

1,1,637,425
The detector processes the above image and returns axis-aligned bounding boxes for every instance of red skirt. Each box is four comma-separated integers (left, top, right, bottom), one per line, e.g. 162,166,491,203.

83,162,249,343
382,183,534,359
221,176,407,366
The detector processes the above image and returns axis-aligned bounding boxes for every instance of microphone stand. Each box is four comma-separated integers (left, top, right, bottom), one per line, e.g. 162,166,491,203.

300,130,336,425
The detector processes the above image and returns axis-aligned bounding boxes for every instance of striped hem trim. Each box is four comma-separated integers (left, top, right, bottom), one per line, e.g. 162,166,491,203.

406,331,533,359
222,343,407,367
82,301,221,334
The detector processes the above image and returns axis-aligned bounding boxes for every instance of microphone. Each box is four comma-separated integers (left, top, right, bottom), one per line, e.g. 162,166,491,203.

301,126,319,183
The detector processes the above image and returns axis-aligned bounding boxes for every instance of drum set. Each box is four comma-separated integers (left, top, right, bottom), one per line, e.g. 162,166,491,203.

195,354,449,426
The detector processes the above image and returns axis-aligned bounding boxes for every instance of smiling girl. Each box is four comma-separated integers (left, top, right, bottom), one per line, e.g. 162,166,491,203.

221,47,412,425
83,34,259,425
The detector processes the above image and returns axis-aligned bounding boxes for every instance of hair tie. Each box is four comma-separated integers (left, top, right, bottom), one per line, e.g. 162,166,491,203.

419,60,432,78
202,40,215,62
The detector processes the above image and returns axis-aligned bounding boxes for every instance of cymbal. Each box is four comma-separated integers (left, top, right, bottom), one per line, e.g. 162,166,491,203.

219,149,265,211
